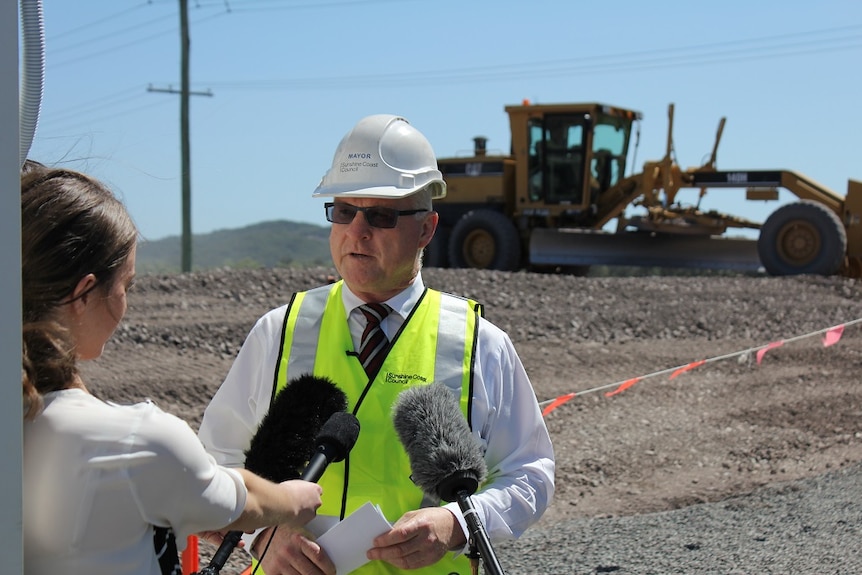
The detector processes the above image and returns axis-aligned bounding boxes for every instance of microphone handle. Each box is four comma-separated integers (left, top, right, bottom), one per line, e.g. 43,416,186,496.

193,451,328,575
301,438,346,482
455,491,506,575
300,451,329,482
192,443,340,575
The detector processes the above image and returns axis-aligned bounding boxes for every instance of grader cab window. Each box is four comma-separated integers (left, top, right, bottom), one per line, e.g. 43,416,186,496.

590,120,629,193
528,115,586,205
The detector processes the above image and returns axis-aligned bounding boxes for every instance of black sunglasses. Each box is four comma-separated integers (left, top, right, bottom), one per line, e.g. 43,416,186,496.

324,202,429,229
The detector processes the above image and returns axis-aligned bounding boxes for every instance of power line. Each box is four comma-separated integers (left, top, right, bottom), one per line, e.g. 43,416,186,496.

38,22,862,129
43,0,412,68
46,3,229,68
199,24,862,90
49,2,152,40
53,13,177,55
192,0,416,11
48,97,175,134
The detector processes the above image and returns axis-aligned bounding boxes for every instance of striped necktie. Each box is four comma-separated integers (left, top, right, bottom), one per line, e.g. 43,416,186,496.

357,303,391,377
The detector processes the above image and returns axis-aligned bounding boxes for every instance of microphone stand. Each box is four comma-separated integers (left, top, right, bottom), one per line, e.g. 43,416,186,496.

455,490,506,575
438,471,505,575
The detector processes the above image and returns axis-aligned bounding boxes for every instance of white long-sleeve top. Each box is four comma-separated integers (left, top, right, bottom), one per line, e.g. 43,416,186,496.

198,272,554,543
24,389,247,575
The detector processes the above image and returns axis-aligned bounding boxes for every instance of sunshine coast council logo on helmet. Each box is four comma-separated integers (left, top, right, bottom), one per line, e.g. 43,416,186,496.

340,152,379,173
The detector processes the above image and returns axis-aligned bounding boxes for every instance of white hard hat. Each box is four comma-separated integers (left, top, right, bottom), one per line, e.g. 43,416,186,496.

312,114,447,200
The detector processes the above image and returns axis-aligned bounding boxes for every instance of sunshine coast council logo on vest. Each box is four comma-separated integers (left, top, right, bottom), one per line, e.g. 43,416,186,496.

383,371,428,385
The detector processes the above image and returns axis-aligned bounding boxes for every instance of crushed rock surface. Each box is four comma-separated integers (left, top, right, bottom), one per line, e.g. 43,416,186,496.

81,268,862,574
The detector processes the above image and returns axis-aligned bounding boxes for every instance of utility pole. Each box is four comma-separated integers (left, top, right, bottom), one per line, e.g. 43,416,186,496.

179,0,191,273
148,0,212,272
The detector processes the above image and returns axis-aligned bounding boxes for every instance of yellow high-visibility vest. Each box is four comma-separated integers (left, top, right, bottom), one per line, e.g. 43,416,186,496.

268,281,482,575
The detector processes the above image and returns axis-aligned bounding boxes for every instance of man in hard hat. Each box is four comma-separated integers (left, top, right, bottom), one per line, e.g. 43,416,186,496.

198,114,555,575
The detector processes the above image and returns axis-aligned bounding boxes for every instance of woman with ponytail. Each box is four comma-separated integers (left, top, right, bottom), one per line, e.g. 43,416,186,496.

21,165,323,575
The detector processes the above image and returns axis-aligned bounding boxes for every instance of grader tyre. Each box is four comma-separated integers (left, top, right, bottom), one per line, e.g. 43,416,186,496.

448,209,521,271
757,200,846,276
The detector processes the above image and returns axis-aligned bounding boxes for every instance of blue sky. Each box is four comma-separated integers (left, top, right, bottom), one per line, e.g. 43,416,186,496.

23,0,862,243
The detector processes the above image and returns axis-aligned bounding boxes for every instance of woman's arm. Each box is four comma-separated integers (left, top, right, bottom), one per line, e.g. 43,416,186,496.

225,471,322,532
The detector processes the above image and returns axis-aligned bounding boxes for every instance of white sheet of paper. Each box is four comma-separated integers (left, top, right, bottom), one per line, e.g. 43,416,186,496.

304,514,340,538
316,502,393,575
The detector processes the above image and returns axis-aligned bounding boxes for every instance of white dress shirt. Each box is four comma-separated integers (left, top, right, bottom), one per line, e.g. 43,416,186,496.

199,272,555,544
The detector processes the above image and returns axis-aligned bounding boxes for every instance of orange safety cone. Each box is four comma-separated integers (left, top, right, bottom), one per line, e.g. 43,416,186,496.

182,535,199,575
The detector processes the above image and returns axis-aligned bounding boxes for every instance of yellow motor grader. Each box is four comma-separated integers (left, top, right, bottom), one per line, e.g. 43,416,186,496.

428,101,862,277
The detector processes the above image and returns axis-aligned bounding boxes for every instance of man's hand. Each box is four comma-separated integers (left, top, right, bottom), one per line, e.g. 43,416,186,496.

366,507,466,570
254,526,336,575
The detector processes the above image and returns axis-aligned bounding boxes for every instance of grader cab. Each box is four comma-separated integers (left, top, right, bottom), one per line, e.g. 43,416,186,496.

429,101,862,277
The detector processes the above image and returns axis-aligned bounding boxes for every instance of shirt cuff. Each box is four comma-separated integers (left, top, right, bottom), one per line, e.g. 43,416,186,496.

242,527,269,559
443,502,471,556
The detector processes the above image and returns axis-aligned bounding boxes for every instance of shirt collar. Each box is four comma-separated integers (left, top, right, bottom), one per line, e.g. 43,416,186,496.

340,271,426,320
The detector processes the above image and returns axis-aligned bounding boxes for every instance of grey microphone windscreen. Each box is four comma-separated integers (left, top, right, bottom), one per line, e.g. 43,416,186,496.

392,383,487,502
244,374,347,482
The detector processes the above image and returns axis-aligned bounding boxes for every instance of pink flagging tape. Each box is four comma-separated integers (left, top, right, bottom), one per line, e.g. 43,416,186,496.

823,324,844,347
669,360,706,380
605,377,641,397
538,318,862,416
542,392,577,416
756,340,784,365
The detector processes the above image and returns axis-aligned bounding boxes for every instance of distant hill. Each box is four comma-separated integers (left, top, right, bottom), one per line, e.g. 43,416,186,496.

137,220,332,274
136,219,760,277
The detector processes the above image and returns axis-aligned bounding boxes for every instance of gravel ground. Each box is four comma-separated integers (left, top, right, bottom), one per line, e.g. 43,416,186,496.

80,267,862,574
495,462,862,574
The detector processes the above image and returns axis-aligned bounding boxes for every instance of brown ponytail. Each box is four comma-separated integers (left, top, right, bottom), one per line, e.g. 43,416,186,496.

22,321,78,420
21,164,138,419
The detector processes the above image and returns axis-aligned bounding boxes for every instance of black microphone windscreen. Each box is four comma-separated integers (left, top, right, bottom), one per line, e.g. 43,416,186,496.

392,383,487,502
315,411,361,462
244,374,347,482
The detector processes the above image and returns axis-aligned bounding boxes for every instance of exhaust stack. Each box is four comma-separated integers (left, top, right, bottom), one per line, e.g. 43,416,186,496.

473,136,487,157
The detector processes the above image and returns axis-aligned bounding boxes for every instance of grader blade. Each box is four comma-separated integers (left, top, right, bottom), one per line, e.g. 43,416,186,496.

529,228,763,272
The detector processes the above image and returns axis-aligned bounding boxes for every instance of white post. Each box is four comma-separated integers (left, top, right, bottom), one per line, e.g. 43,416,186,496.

0,1,23,574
